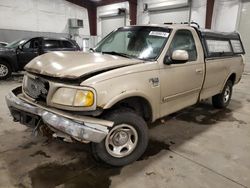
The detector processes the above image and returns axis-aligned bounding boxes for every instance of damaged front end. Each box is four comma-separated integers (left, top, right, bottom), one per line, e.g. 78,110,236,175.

6,86,113,143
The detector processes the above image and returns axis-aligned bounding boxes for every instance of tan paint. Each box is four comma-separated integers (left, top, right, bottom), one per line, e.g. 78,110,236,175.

23,24,244,123
172,50,189,61
82,62,160,121
158,27,205,117
25,51,143,79
200,56,244,100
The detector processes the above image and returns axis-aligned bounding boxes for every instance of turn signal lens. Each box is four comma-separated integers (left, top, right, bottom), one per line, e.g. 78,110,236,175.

74,90,94,107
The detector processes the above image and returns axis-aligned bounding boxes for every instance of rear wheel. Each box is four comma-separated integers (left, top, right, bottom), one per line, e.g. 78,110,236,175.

212,80,233,108
92,109,148,166
0,61,11,80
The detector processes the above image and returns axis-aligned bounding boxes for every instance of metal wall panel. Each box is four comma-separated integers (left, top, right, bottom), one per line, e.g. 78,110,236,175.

149,7,189,24
0,29,68,43
0,0,90,40
238,1,250,63
101,16,125,38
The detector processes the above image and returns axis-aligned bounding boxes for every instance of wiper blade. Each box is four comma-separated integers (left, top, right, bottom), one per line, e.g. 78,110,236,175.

102,51,131,58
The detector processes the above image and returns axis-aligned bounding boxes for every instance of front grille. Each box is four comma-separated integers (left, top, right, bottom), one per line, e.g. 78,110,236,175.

23,76,49,102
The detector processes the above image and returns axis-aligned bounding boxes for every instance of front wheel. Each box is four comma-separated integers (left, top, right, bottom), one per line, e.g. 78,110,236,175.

0,61,12,80
212,80,233,108
92,109,148,166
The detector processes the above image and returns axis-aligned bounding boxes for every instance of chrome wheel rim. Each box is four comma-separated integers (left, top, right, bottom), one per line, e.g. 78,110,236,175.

224,86,230,103
105,124,138,158
0,64,8,77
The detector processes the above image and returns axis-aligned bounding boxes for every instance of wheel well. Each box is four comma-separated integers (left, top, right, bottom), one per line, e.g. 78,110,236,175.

228,73,236,85
111,96,152,122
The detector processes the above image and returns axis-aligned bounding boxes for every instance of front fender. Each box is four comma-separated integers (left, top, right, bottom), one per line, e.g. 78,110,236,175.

103,90,153,109
81,62,161,121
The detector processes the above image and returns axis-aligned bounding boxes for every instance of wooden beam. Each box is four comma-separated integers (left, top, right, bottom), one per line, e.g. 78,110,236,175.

88,6,97,36
205,0,215,29
66,0,94,9
129,0,137,25
95,0,127,7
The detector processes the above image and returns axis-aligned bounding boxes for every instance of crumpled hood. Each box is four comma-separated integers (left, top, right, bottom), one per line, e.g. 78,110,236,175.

25,51,143,79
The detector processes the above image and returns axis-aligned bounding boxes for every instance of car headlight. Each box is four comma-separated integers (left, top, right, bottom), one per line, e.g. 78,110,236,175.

51,88,94,107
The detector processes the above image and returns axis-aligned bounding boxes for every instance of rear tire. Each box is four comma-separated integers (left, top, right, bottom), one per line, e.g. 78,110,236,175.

92,109,148,166
212,80,233,108
0,61,12,80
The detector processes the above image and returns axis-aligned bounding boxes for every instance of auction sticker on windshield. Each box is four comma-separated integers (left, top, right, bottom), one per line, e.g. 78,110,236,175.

149,31,169,38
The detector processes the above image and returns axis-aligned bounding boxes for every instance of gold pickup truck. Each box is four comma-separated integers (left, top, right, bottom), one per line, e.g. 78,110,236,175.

6,24,245,166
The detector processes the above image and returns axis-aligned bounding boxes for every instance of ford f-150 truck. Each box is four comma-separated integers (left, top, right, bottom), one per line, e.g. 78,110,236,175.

6,24,245,166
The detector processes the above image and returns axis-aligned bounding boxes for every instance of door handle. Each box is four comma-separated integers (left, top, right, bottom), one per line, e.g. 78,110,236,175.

196,69,203,74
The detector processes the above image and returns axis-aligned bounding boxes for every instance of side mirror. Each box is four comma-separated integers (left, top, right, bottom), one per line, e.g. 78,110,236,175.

164,50,189,65
171,50,189,63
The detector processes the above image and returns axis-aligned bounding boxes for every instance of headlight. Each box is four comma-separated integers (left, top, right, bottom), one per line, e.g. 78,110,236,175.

51,88,94,107
74,90,94,107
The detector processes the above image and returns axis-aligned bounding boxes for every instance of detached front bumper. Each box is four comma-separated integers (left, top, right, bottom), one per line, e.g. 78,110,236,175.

5,87,113,143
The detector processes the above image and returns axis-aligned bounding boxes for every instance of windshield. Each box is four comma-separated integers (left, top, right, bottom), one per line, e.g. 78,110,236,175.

95,26,170,60
5,39,27,48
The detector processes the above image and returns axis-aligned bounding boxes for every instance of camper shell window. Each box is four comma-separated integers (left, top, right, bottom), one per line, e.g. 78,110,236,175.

198,30,245,58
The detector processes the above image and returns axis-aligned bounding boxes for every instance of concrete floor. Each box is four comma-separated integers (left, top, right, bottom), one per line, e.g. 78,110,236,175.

0,66,250,188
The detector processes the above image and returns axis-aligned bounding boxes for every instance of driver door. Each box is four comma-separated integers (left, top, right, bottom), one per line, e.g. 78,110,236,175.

160,29,204,117
17,38,41,69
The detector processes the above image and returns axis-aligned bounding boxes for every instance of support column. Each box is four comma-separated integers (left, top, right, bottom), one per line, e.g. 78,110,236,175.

129,0,137,25
205,0,215,29
87,7,97,36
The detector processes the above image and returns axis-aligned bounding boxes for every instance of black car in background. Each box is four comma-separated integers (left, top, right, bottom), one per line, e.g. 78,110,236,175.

0,37,80,79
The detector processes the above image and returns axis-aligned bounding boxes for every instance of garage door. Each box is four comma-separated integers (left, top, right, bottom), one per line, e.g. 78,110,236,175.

149,7,189,24
238,1,250,63
101,16,125,38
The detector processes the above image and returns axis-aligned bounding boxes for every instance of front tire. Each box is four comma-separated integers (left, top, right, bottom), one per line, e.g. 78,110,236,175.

0,61,12,80
212,80,233,108
92,109,148,166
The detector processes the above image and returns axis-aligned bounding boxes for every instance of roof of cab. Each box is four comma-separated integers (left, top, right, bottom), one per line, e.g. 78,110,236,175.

125,23,240,39
127,23,195,30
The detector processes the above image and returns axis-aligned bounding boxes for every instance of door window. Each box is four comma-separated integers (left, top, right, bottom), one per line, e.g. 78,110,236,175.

22,39,39,50
33,40,39,49
23,41,32,49
61,40,74,48
44,40,61,49
168,30,197,61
